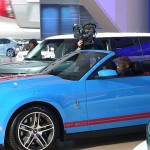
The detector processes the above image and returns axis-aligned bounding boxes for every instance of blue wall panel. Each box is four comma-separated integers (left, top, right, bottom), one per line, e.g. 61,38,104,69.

41,4,79,39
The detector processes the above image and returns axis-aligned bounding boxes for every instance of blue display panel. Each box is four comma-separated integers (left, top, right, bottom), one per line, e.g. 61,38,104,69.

40,4,79,39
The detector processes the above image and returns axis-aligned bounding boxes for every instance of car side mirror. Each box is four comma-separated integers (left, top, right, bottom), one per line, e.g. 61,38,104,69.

97,69,117,78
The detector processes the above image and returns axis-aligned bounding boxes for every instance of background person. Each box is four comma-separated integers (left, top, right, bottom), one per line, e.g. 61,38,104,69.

76,23,104,50
27,39,38,54
71,23,105,51
77,23,97,50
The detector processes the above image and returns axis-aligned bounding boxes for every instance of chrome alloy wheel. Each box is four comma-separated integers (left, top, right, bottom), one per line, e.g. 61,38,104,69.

18,112,54,150
6,49,15,57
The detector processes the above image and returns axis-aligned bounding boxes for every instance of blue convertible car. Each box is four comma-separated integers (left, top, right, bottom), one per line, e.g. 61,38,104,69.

0,50,150,150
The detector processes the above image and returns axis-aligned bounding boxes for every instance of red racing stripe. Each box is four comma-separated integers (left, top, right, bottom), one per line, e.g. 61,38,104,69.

64,112,150,128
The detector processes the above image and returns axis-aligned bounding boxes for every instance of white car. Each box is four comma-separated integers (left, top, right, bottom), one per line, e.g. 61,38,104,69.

0,38,20,57
0,0,40,39
133,141,147,150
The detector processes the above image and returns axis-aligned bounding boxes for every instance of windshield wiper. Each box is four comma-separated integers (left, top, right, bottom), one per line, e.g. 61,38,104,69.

42,58,56,61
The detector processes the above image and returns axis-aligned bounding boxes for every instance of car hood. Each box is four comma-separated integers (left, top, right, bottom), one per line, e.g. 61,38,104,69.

0,61,50,76
0,74,75,95
0,73,83,109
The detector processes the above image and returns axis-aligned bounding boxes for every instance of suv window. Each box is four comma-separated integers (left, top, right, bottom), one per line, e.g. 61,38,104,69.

3,39,10,44
110,37,142,61
0,39,5,44
139,37,150,56
0,39,10,44
25,39,76,60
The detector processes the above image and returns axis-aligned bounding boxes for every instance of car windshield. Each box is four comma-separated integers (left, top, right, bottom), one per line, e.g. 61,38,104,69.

24,39,76,61
41,51,107,80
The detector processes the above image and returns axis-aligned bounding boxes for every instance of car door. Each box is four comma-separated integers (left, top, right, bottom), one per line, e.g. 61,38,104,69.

86,67,150,131
0,39,6,55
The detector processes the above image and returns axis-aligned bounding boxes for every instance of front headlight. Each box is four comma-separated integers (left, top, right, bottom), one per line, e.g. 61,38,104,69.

16,47,20,52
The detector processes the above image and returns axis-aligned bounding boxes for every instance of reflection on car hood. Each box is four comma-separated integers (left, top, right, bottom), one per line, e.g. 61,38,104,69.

0,61,50,75
0,74,42,82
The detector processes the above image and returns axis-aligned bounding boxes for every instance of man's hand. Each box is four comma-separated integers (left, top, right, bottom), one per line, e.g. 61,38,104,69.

76,39,83,50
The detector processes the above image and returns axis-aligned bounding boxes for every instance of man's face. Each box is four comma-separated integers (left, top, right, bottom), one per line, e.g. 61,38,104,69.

84,28,94,35
28,42,34,50
84,28,94,41
117,60,129,73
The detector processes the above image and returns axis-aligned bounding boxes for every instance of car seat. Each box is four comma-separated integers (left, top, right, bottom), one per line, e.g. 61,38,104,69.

131,61,144,75
142,61,150,75
105,61,117,70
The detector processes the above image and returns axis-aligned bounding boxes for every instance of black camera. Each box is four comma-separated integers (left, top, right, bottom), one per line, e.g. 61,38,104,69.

73,23,96,46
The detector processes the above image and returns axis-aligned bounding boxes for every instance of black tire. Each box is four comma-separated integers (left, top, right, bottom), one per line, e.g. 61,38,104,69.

6,49,15,57
8,106,59,150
